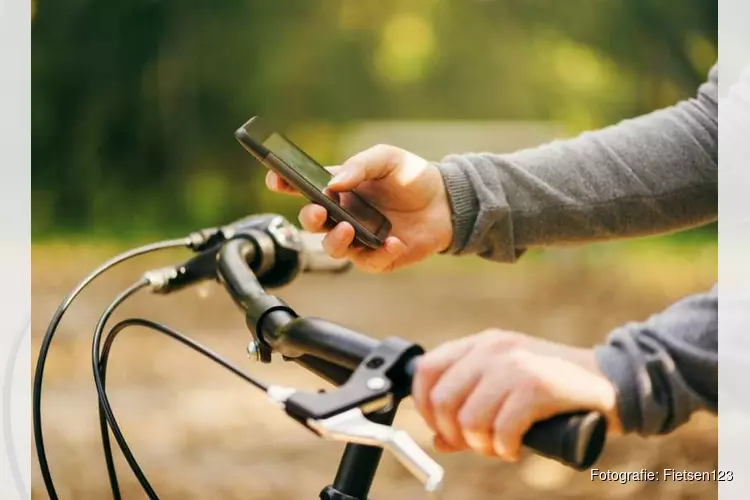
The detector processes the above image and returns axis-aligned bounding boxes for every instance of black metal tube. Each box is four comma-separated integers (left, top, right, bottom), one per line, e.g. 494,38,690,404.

262,314,378,367
216,238,264,310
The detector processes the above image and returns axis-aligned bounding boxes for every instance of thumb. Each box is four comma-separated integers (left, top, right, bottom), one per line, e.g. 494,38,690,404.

327,144,403,191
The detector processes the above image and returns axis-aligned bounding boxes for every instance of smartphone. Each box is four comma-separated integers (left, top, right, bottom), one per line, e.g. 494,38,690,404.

234,116,392,249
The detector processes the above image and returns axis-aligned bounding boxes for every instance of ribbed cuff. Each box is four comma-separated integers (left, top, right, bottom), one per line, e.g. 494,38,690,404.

594,341,641,435
434,157,480,255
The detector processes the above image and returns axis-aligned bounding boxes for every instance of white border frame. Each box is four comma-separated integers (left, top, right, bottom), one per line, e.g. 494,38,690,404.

0,0,32,498
718,1,750,499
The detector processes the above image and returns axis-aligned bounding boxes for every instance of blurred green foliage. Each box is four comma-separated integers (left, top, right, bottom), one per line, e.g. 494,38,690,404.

32,0,717,240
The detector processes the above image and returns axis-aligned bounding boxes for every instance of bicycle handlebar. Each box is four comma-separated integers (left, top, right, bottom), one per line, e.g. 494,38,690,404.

136,214,607,495
255,311,606,474
203,223,608,471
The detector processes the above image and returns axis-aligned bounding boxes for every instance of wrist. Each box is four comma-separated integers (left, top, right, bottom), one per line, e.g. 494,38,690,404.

424,162,455,254
432,190,454,254
575,348,624,435
433,158,479,255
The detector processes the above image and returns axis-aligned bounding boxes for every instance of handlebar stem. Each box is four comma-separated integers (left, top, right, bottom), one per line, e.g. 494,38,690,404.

321,405,399,500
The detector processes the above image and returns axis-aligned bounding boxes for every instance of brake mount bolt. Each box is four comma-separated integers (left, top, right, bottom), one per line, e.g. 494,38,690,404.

366,377,387,391
247,341,261,361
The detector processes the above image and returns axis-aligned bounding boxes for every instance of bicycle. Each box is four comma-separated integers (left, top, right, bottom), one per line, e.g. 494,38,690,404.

32,213,608,500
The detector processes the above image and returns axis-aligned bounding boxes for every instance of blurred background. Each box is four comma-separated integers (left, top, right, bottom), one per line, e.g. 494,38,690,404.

31,0,718,499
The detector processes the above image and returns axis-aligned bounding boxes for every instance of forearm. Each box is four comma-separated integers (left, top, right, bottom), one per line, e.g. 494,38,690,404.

594,285,717,436
438,66,718,262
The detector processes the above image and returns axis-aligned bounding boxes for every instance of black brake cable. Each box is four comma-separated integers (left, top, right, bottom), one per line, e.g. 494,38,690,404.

33,237,191,500
92,279,152,498
95,317,270,500
91,277,268,499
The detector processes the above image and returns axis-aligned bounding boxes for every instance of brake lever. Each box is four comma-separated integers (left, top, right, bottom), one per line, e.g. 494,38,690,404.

266,387,444,493
263,337,445,492
310,408,444,492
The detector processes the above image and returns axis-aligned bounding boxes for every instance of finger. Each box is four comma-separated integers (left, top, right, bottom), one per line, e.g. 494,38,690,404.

265,171,302,196
457,377,509,457
433,434,462,454
428,356,483,450
327,145,402,191
321,222,356,258
412,337,476,434
492,390,541,462
298,204,329,233
349,236,407,273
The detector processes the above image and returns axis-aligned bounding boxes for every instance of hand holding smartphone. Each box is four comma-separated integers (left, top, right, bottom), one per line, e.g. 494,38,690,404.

234,117,392,249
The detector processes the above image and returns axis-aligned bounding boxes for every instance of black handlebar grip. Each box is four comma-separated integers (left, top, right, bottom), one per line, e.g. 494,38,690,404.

521,410,606,470
402,356,607,470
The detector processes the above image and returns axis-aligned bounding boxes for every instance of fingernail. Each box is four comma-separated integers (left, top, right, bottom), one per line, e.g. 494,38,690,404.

493,443,519,462
493,442,507,457
463,432,487,450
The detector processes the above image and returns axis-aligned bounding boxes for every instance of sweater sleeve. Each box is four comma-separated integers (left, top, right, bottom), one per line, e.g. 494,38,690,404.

436,65,718,262
594,285,717,435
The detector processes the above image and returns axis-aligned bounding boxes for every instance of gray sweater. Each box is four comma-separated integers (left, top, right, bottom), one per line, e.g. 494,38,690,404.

436,65,718,436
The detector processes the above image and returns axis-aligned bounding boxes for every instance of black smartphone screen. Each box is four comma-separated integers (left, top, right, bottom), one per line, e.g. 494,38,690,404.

261,132,390,237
